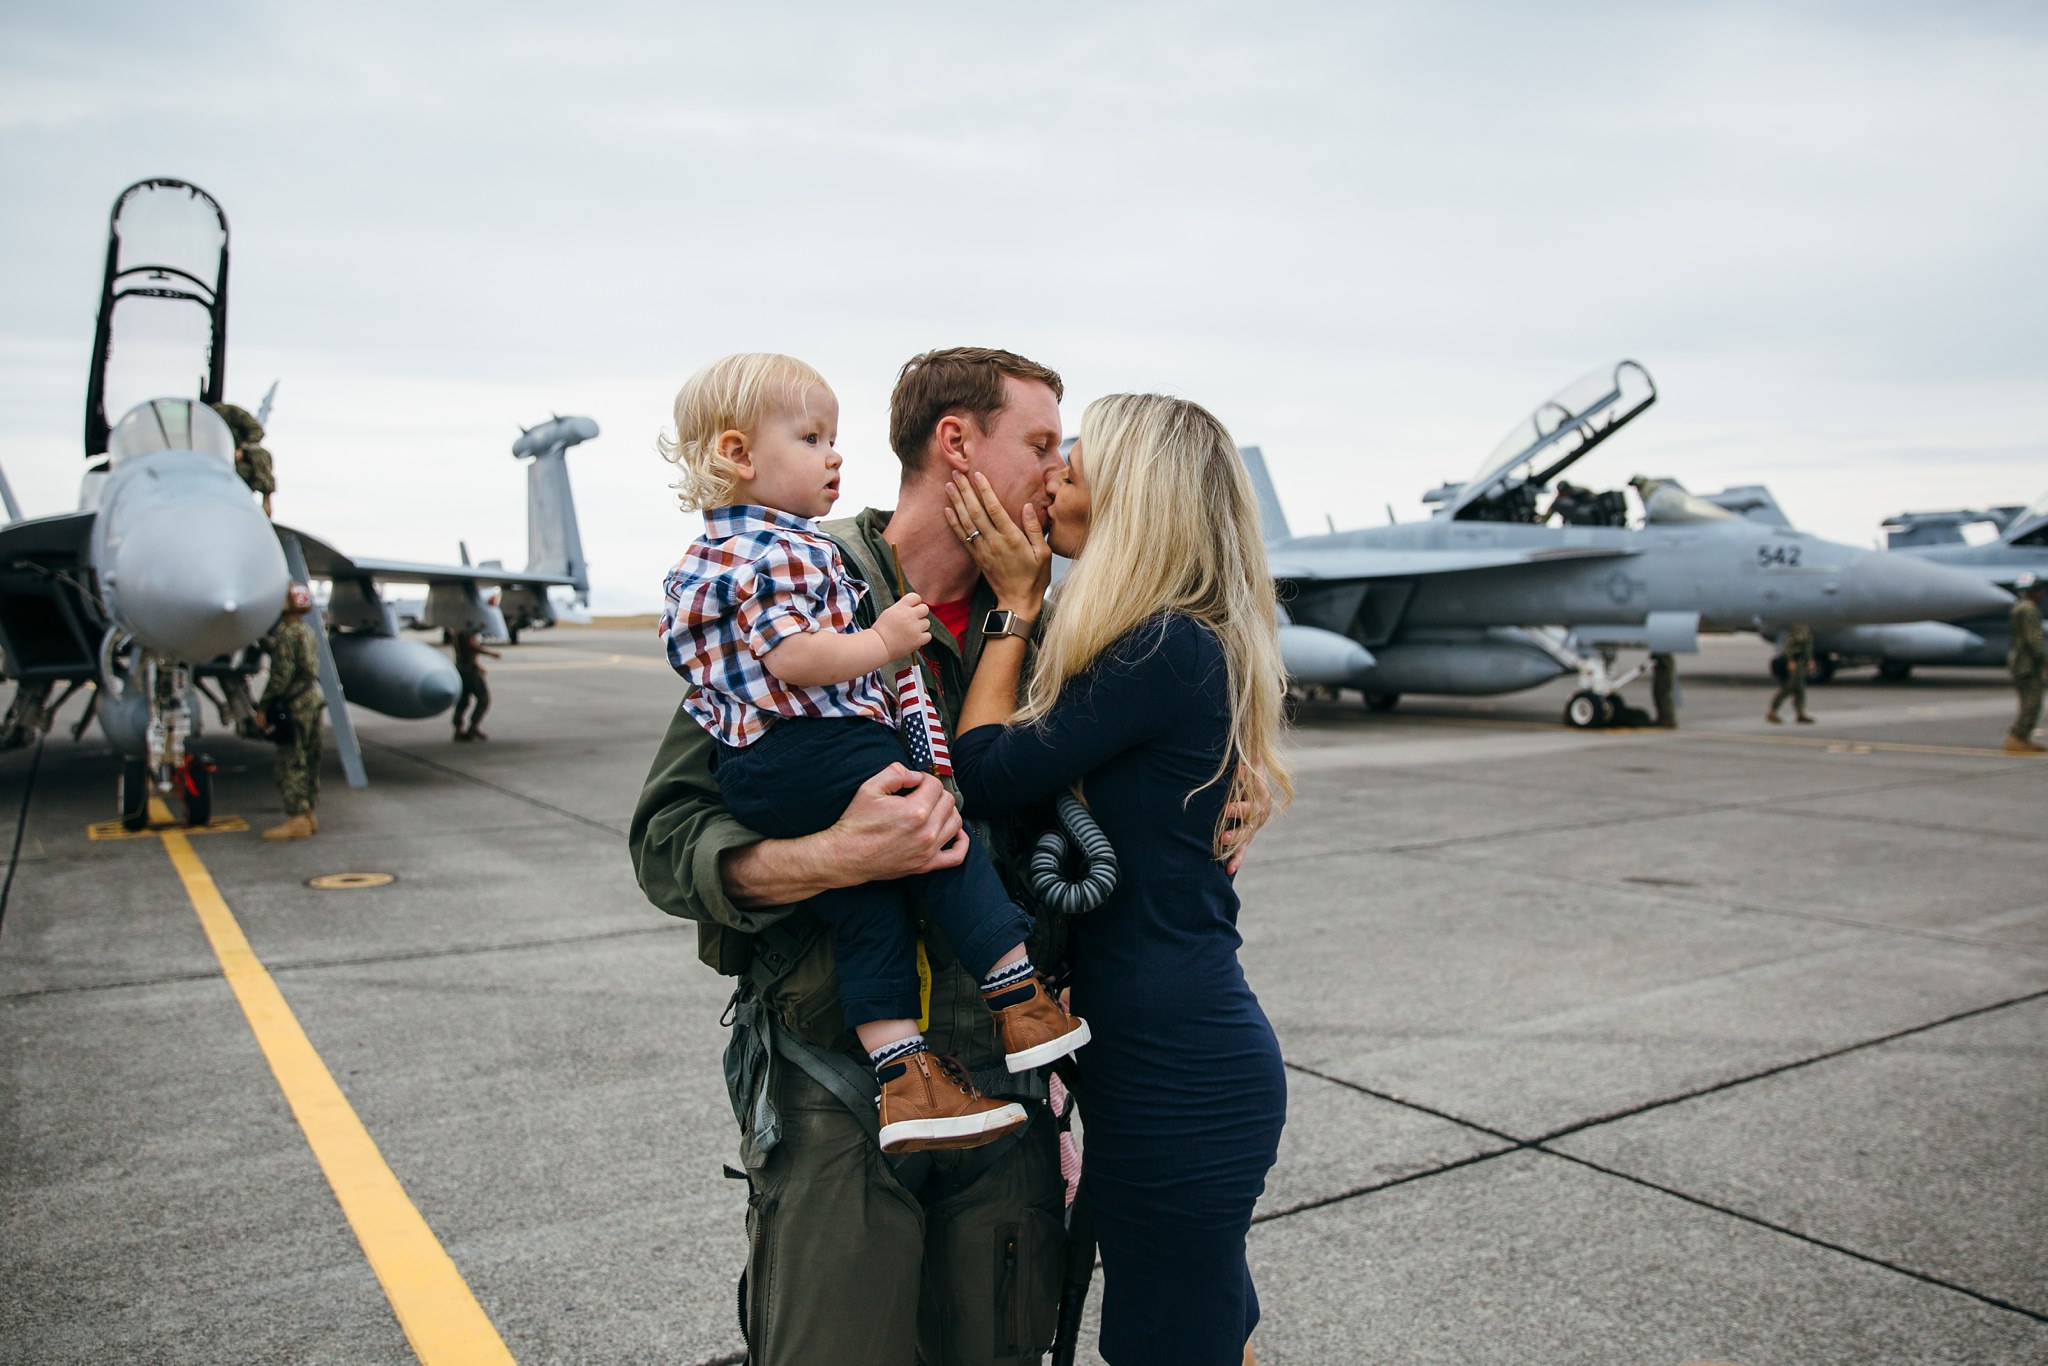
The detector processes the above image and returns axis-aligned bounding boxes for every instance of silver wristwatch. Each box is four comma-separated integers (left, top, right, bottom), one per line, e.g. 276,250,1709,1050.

981,609,1036,643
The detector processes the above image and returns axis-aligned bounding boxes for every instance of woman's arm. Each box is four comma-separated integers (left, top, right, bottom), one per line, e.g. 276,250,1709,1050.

946,472,1050,733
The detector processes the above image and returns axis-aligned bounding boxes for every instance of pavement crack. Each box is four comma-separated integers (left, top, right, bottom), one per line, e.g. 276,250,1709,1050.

1538,1147,2048,1324
1528,987,2048,1146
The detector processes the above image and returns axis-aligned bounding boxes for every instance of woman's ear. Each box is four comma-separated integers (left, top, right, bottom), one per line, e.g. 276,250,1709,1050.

719,428,754,481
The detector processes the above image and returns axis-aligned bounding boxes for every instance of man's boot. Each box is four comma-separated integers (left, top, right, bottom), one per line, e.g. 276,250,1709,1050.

2006,734,2046,754
261,812,315,841
307,811,319,833
1765,710,1781,724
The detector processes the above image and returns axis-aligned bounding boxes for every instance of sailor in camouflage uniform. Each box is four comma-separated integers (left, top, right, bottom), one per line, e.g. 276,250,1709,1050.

1767,624,1816,724
260,583,326,840
211,401,276,518
2007,573,2046,754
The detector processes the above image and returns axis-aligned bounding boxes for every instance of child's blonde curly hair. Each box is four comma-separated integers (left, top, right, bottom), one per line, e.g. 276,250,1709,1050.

658,353,829,511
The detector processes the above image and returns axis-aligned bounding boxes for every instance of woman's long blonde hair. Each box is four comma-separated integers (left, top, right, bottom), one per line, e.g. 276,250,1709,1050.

1018,393,1293,855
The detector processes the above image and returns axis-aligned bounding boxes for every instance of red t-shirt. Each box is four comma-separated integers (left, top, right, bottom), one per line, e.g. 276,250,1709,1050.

930,597,973,645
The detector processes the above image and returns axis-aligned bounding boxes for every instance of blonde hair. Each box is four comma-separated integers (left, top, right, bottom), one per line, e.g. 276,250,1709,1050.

658,353,827,510
1020,393,1293,855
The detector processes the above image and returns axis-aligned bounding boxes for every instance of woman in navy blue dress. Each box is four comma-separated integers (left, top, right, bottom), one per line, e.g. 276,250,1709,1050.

944,393,1294,1366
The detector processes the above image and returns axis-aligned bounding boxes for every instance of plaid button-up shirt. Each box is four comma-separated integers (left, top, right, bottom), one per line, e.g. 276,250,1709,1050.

659,505,895,748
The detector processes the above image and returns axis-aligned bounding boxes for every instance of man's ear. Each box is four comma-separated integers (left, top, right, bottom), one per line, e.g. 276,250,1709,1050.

932,413,973,475
719,429,755,481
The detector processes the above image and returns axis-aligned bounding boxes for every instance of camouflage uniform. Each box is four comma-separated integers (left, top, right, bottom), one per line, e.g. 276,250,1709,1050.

1769,624,1813,720
261,617,326,815
211,402,276,498
2010,596,2045,743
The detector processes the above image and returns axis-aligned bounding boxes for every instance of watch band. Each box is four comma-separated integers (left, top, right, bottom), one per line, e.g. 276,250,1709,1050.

982,609,1035,643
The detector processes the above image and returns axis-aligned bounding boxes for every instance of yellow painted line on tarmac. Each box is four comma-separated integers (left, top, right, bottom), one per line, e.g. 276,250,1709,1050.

1388,711,2040,761
1668,729,2042,761
156,828,516,1365
489,653,667,673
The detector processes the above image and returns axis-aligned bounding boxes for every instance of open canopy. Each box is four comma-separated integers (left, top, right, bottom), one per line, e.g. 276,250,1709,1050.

83,179,230,459
1444,360,1657,522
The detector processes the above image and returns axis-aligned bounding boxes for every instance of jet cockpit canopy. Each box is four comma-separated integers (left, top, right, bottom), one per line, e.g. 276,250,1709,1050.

1443,360,1657,523
83,179,230,459
107,397,235,466
2005,490,2048,548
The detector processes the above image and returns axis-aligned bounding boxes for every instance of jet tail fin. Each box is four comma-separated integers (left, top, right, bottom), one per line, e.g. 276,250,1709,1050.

513,416,596,606
1238,445,1290,543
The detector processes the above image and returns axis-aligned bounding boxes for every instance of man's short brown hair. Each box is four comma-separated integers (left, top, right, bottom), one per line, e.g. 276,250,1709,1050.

889,347,1064,474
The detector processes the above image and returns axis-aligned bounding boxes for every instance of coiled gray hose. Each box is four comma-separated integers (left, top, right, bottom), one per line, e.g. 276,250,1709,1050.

1028,792,1118,918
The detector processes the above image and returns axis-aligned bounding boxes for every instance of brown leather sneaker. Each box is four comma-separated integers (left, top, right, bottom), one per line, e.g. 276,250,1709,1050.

876,1051,1029,1154
985,975,1091,1074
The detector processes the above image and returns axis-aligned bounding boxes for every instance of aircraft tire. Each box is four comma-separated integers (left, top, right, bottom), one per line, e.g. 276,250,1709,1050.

1877,661,1914,682
119,759,150,832
1363,692,1401,713
1564,690,1606,730
507,624,521,645
182,759,213,829
1603,694,1626,725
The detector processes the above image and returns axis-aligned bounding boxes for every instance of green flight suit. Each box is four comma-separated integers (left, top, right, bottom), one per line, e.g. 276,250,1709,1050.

1770,624,1813,719
2010,597,2045,742
261,617,326,816
630,508,1065,1365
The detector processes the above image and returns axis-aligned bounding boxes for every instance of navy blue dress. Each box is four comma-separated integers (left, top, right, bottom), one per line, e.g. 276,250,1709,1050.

953,612,1286,1366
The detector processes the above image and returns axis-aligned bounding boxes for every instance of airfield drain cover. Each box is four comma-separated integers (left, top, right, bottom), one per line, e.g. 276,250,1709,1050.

307,872,396,891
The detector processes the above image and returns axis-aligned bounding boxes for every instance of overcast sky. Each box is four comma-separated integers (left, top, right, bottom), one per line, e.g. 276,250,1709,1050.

3,1,2043,611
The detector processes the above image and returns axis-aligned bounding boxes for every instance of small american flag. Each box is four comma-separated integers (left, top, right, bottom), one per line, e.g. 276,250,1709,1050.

895,659,953,775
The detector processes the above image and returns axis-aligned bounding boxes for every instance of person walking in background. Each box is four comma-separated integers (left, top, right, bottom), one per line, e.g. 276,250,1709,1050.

452,627,500,741
2006,573,2045,754
1768,624,1816,724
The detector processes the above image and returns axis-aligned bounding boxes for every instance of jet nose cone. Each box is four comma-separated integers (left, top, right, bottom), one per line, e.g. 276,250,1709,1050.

112,498,289,660
1850,554,2014,624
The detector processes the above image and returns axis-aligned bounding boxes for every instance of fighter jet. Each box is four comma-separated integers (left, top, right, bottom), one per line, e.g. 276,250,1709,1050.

0,179,594,828
1260,360,2014,726
1706,492,2048,682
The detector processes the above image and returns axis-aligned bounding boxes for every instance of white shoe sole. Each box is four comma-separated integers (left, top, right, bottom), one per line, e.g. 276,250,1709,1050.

879,1102,1029,1153
1005,1018,1091,1073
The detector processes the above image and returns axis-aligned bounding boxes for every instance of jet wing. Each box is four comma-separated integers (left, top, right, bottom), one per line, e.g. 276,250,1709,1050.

1267,542,1637,583
277,526,578,590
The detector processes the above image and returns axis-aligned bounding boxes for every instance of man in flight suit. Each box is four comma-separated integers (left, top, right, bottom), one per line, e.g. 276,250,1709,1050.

632,348,1075,1365
2006,573,2045,754
259,583,325,840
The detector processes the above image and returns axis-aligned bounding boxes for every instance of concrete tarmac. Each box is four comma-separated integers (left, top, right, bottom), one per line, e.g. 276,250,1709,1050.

3,631,2044,1365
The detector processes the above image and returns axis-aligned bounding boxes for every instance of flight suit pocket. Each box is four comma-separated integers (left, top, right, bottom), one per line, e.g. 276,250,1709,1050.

993,1204,1065,1360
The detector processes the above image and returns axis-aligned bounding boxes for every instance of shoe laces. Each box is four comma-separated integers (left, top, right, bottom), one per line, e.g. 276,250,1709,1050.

931,1053,982,1097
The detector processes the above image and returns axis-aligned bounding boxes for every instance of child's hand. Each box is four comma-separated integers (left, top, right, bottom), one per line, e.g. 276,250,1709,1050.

876,593,932,659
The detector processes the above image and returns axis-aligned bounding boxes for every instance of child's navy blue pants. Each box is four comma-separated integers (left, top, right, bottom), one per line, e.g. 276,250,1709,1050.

715,715,1033,1027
